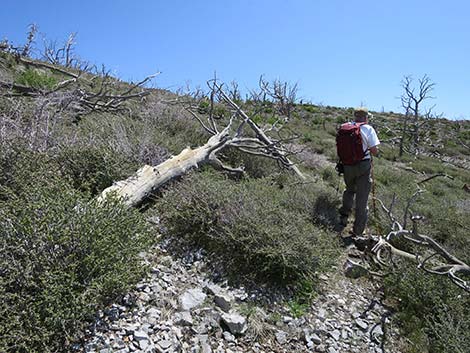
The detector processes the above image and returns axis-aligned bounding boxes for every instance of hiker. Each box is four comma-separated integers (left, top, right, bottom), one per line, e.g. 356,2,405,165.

337,107,380,236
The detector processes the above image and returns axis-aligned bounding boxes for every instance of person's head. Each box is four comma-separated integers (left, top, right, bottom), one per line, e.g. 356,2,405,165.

354,107,371,123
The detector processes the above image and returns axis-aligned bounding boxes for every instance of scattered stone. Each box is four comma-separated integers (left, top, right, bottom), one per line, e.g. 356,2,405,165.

330,329,341,341
371,324,384,342
104,306,120,322
124,324,139,335
311,333,322,345
147,307,160,318
317,308,327,320
344,259,369,278
157,339,173,350
355,318,369,331
205,283,223,296
214,292,232,312
201,342,212,353
223,331,235,342
351,312,361,319
134,330,148,338
175,311,194,326
275,330,288,344
80,241,402,353
179,288,207,311
221,312,246,335
282,315,293,324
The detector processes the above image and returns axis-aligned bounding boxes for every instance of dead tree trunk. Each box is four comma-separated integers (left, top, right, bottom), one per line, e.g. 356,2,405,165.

99,80,305,207
100,128,232,207
369,183,470,292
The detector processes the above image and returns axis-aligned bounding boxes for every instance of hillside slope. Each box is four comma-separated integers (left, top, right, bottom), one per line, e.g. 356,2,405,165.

0,50,469,353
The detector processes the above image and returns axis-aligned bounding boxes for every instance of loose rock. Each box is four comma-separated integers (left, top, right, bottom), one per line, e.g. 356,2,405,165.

221,312,247,335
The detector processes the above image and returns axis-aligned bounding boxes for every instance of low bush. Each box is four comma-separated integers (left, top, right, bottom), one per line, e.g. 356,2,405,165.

16,68,58,90
0,145,153,352
54,144,138,196
384,266,470,353
155,170,340,284
220,147,280,178
374,156,470,353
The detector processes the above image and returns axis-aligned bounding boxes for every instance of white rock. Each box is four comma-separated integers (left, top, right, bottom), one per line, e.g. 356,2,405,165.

355,318,368,331
275,330,288,345
330,329,341,341
282,316,294,324
146,307,160,318
317,308,327,320
311,333,322,344
214,292,232,312
351,312,361,319
179,288,207,311
205,283,223,295
371,324,384,339
134,329,149,339
175,311,194,326
223,331,236,342
124,324,139,335
344,259,369,279
201,342,212,353
157,339,173,350
221,312,247,335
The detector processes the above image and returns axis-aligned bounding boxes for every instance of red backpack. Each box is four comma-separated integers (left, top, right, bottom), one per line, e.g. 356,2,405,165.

336,122,365,165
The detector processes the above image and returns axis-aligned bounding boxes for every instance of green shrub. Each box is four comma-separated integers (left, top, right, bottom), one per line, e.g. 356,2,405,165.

54,145,138,196
0,179,152,352
220,147,281,179
302,104,318,114
0,142,56,199
16,68,57,90
302,132,314,143
384,266,470,353
0,143,153,352
155,171,339,284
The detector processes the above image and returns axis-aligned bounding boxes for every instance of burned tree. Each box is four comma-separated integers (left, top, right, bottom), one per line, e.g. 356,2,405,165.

365,178,469,292
99,80,305,207
399,74,436,156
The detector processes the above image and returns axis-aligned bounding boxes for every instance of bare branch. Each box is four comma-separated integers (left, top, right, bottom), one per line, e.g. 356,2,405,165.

371,191,469,292
417,173,453,185
403,189,424,229
186,108,216,135
208,156,245,176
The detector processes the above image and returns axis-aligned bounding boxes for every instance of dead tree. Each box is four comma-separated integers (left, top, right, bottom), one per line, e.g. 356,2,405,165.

399,75,436,156
258,76,298,120
41,32,78,68
370,182,469,292
21,24,38,57
0,59,157,117
99,80,305,207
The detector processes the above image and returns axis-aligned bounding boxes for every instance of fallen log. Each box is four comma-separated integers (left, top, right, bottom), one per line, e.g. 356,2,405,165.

99,80,305,207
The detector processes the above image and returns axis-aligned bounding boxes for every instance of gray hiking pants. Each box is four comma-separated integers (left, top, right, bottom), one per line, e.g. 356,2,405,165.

339,159,372,235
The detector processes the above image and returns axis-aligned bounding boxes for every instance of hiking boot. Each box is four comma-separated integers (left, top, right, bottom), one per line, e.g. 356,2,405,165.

339,214,349,226
349,230,361,237
334,214,349,233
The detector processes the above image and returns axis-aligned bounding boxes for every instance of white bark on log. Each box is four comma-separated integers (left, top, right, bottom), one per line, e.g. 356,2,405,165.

99,132,226,207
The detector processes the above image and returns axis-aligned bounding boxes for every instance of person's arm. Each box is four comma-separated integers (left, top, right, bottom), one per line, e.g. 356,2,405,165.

369,145,379,156
367,126,380,156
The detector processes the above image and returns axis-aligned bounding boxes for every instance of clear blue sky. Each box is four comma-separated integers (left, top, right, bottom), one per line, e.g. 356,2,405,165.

2,0,469,119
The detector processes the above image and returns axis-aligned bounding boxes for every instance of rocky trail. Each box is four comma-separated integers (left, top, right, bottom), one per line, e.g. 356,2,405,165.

79,234,404,353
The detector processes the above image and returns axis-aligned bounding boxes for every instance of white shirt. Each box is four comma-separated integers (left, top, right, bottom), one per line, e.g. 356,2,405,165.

351,122,380,159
